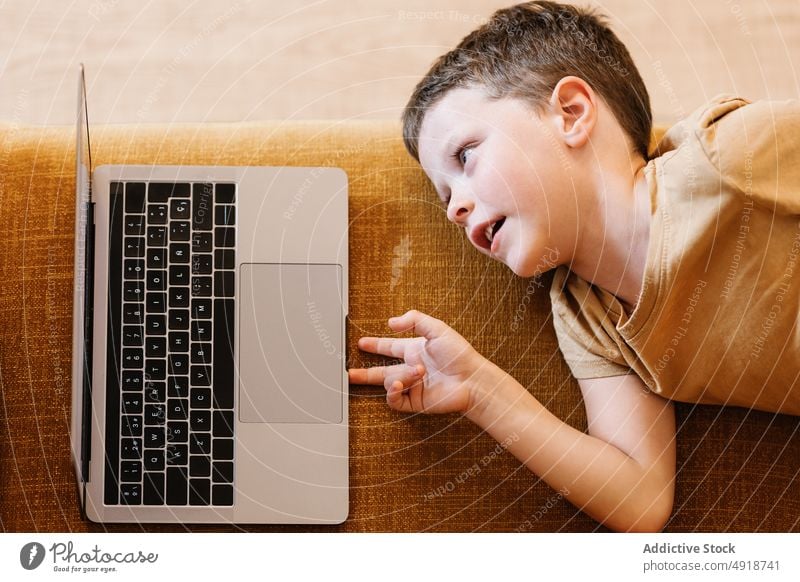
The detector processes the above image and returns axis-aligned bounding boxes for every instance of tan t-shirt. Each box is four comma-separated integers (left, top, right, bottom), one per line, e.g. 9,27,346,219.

549,94,800,416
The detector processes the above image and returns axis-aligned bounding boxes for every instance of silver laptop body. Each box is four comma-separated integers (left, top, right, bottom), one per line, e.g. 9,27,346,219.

70,65,349,524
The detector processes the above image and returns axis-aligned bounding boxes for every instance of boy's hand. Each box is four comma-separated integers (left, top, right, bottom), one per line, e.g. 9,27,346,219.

348,310,489,414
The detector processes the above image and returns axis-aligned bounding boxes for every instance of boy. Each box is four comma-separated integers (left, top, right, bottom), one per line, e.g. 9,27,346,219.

348,1,799,532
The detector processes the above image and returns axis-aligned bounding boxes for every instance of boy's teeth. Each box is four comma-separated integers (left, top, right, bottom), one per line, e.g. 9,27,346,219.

485,223,494,242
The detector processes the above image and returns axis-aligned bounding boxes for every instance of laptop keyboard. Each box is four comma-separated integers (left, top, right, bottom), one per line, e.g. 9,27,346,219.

105,181,236,507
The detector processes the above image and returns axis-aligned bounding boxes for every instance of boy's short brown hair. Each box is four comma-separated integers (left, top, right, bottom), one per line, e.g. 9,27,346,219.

402,1,652,161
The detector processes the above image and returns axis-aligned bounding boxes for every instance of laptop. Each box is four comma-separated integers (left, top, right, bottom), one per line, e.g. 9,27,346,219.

70,64,349,524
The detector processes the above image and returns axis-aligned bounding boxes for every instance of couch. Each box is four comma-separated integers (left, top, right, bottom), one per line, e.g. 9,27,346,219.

1,120,798,532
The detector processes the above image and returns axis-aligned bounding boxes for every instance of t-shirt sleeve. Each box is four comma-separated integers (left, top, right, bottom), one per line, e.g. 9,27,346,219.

697,95,800,215
549,266,633,380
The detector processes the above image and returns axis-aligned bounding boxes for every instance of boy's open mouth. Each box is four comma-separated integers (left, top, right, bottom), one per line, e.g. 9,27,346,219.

486,217,506,244
471,216,506,252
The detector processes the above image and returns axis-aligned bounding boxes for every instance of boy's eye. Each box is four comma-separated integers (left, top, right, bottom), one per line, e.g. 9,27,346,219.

453,144,474,166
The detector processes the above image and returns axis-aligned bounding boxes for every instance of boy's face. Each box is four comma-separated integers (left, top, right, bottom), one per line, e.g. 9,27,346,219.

417,86,577,277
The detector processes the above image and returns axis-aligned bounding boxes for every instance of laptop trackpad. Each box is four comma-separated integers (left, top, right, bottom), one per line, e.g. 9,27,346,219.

239,263,343,424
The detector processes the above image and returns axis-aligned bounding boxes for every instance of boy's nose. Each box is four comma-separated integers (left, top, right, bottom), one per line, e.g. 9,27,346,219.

446,195,473,225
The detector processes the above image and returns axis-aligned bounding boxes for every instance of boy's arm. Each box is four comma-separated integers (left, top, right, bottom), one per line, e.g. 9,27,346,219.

467,368,676,532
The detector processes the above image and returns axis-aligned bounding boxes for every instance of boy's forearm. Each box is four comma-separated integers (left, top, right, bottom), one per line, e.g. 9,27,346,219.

465,364,671,532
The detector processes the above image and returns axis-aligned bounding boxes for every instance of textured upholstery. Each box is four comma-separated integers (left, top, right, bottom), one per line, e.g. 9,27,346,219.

0,121,797,532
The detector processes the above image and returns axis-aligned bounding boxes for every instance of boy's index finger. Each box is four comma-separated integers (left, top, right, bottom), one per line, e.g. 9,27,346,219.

347,366,386,385
388,310,447,340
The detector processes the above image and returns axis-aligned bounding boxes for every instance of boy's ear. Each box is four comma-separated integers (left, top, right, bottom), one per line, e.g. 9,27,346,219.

548,76,597,148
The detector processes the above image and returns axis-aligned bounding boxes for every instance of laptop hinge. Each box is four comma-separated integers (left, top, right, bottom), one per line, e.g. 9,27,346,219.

80,200,95,484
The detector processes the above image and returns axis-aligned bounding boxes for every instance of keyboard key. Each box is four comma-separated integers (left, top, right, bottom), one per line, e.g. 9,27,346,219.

124,237,145,258
214,271,235,297
170,243,190,263
213,299,235,409
123,304,143,324
212,461,234,484
191,254,213,275
192,184,214,231
120,483,142,505
123,325,144,346
191,299,212,319
190,410,211,432
190,456,211,478
144,450,165,472
168,353,189,375
124,259,145,280
166,444,188,466
190,433,212,455
147,226,168,247
169,265,190,286
124,281,145,302
215,205,235,225
145,337,166,358
216,183,235,204
167,421,188,443
143,472,165,505
191,320,212,342
189,478,210,505
146,292,167,313
190,365,211,387
214,249,235,270
125,183,146,213
144,404,167,426
190,388,212,409
145,359,166,380
168,332,189,353
215,227,235,248
168,399,189,421
166,467,189,505
191,232,213,253
213,439,234,460
146,314,167,335
122,348,143,368
144,426,165,448
122,393,143,415
125,215,145,236
147,270,167,292
168,309,190,330
146,248,167,269
120,461,142,483
168,376,189,398
169,287,190,309
191,343,212,364
213,410,234,438
144,381,166,403
212,484,234,506
191,276,212,297
121,438,143,460
150,182,189,202
121,415,143,437
170,221,191,242
122,371,143,391
170,198,191,219
147,204,168,224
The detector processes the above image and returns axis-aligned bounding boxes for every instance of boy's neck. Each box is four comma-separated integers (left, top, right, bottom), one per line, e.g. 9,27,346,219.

569,160,651,313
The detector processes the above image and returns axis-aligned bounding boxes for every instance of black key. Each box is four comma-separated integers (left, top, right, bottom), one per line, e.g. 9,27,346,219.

168,309,190,330
145,359,166,380
189,478,210,506
213,299,235,409
145,337,167,358
147,204,168,224
190,388,212,409
124,259,145,280
170,198,191,219
191,232,213,253
190,433,212,455
212,484,234,506
216,183,236,204
147,226,168,246
191,253,213,275
191,320,212,342
166,467,189,505
144,404,167,426
123,325,144,346
170,243,190,263
120,484,142,505
147,270,167,292
166,444,188,466
169,332,189,353
214,271,235,297
215,205,235,225
168,353,189,375
167,421,188,443
143,472,165,505
191,276,212,297
125,183,146,213
212,461,234,484
169,265,190,286
215,227,235,248
122,371,143,391
170,221,191,242
144,426,165,448
120,461,142,483
121,415,143,437
191,343,212,364
124,237,145,258
214,249,235,270
169,287,190,308
190,456,211,478
125,215,145,236
168,376,189,398
190,410,211,432
146,314,167,335
144,449,165,472
168,399,189,421
146,292,167,313
213,410,234,438
122,348,143,368
213,439,234,460
151,182,190,200
190,365,211,387
144,381,166,403
122,393,143,414
124,281,145,302
192,183,214,231
191,299,212,319
146,248,167,269
121,438,143,459
123,304,143,324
